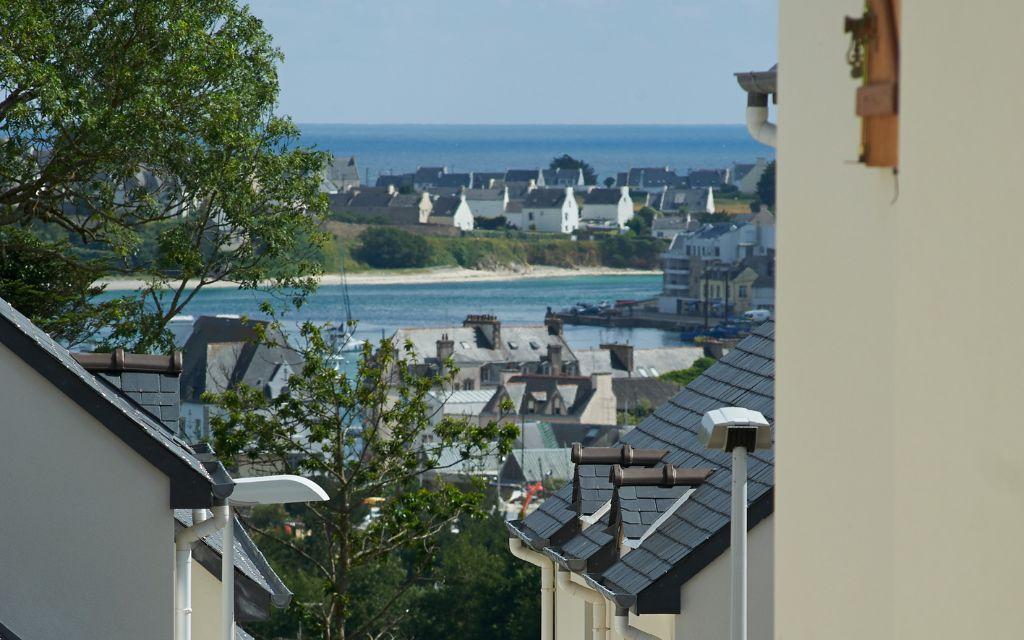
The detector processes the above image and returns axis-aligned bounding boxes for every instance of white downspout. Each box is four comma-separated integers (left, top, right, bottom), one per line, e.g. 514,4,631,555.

175,504,230,640
744,93,777,148
509,538,554,640
556,570,608,640
222,506,235,640
613,612,661,640
731,446,749,640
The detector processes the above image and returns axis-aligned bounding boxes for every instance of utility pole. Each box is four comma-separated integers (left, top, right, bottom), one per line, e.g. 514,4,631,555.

703,261,710,332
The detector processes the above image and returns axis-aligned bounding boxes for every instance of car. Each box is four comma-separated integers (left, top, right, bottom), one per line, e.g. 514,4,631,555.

743,309,773,322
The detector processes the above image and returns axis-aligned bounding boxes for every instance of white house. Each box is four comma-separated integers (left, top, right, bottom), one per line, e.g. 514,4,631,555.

463,187,509,220
517,187,579,234
428,194,474,230
581,186,633,229
506,323,775,640
0,297,291,640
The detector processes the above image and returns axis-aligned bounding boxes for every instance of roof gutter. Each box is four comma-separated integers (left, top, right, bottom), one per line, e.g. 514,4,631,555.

735,67,778,148
545,549,609,640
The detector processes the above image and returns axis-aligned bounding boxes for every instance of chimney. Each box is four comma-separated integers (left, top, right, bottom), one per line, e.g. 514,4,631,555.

600,343,635,374
72,348,184,434
436,333,454,362
463,314,501,349
547,344,563,375
544,309,563,337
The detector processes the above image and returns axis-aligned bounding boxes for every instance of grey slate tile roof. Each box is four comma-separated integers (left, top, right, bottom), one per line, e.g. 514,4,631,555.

95,369,181,432
510,322,775,614
582,188,623,205
505,169,543,184
431,195,462,217
523,188,570,209
175,510,292,620
0,296,216,507
436,173,472,188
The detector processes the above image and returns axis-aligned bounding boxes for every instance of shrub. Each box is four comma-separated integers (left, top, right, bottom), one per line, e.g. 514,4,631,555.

353,227,431,268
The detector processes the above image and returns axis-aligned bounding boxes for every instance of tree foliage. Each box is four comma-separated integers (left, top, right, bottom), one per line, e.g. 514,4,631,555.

626,205,657,236
209,310,518,639
756,160,776,209
549,154,597,185
659,356,716,386
0,0,328,350
354,227,431,269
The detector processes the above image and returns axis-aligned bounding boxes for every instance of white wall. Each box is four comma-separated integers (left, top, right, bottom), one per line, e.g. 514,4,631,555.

777,2,1024,639
0,344,174,640
191,562,226,640
467,196,507,219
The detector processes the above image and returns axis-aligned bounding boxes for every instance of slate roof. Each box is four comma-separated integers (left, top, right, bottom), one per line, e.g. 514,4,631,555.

92,368,181,432
687,169,728,188
543,168,583,185
575,346,704,379
436,173,472,188
375,173,414,188
524,188,570,209
582,188,624,205
508,321,775,614
472,172,505,188
0,296,218,507
431,195,463,217
414,166,446,185
392,324,575,367
175,510,292,620
612,378,682,414
503,448,574,483
464,188,505,201
505,169,543,184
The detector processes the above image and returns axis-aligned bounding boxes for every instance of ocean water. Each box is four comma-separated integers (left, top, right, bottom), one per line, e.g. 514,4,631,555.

298,124,773,184
152,274,679,350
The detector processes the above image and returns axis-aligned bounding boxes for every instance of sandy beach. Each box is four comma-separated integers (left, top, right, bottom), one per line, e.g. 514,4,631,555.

97,265,662,291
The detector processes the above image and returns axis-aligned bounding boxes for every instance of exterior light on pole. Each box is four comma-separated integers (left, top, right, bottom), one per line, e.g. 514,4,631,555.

699,407,772,640
223,476,329,640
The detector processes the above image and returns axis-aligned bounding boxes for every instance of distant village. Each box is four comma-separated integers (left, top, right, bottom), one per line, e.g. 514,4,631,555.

323,155,777,322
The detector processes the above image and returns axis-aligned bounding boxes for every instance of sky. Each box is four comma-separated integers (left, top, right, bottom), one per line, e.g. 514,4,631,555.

244,0,777,125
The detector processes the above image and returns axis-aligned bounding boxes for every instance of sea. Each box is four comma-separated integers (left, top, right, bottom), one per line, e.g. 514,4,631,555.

158,275,677,351
108,124,766,351
298,123,773,185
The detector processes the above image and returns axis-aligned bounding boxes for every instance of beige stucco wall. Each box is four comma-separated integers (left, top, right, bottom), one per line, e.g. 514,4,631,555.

0,344,174,639
191,562,225,640
677,516,773,640
776,1,1024,639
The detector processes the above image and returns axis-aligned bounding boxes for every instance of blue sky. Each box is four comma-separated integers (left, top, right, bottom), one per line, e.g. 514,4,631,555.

244,0,777,125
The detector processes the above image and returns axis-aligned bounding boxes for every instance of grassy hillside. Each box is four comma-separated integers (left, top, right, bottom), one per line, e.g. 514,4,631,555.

323,224,667,272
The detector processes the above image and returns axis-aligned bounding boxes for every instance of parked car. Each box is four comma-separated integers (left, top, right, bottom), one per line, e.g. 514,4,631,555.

743,309,773,322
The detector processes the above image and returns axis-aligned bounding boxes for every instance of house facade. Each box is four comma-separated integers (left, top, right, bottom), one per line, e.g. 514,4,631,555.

517,187,580,234
464,186,509,219
428,194,474,230
774,2,1024,639
581,187,633,229
0,298,289,640
506,323,775,640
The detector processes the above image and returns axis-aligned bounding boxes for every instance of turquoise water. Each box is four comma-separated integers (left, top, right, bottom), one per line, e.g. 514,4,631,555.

150,274,679,349
299,123,773,184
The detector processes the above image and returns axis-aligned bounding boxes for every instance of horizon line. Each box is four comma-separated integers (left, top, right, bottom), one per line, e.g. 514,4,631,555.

293,121,748,127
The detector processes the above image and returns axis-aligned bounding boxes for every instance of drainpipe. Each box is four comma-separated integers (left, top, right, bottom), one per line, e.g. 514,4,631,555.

222,506,235,640
613,609,661,640
509,538,554,640
745,93,777,148
556,569,608,640
175,504,230,640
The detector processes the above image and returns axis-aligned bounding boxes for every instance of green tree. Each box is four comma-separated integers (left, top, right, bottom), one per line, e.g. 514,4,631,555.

660,356,716,386
626,205,657,236
408,514,540,640
0,0,327,350
209,311,518,640
603,176,616,188
756,160,776,209
549,154,597,185
354,227,431,269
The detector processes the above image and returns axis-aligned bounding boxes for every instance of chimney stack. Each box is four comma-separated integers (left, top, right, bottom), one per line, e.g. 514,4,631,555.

463,314,501,349
436,333,454,363
547,344,563,375
600,343,635,374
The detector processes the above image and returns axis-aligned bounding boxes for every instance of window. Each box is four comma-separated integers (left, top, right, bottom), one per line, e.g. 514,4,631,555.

739,286,748,298
528,212,534,221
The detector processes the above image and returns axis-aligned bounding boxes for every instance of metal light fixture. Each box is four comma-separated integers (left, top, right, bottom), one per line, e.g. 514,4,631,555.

699,407,772,640
222,475,329,640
